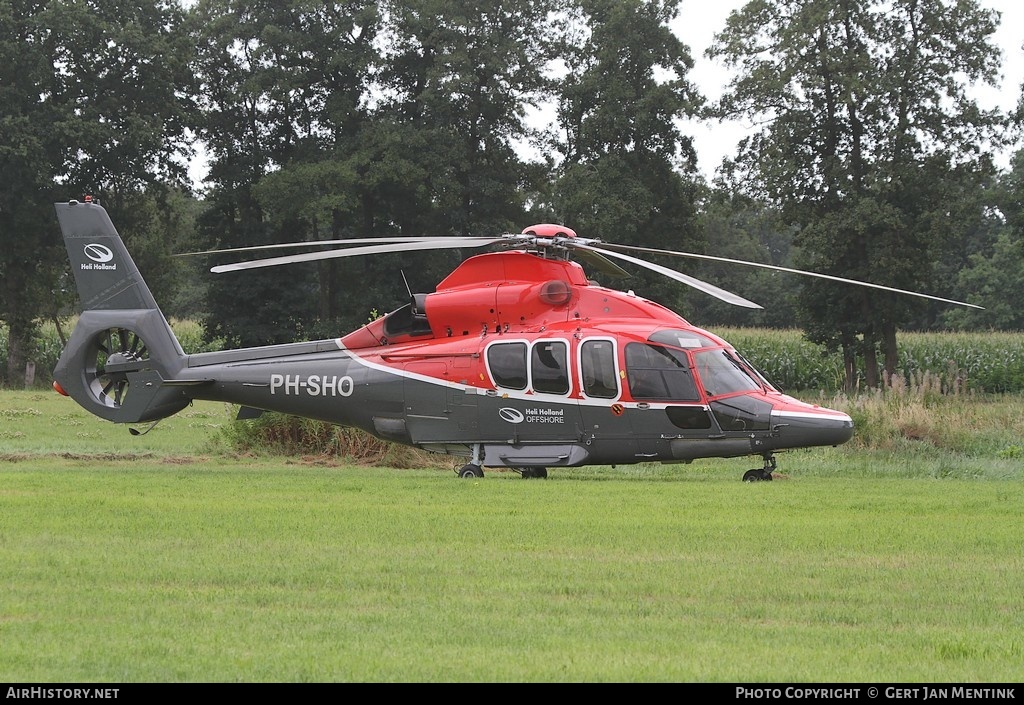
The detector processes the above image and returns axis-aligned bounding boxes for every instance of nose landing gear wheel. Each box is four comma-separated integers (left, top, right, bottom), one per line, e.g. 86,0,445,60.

743,454,776,482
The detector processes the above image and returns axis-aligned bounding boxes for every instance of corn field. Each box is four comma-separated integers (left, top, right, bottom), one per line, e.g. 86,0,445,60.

720,328,1024,393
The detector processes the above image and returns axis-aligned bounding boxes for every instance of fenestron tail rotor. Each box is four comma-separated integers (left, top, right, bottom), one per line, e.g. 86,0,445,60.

86,327,150,409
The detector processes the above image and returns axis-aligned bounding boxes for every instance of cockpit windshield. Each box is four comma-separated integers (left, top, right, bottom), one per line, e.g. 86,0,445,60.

693,349,764,397
735,350,780,392
625,337,773,401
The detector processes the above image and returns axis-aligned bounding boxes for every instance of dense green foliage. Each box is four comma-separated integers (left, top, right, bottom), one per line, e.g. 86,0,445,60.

3,0,1024,391
0,0,195,385
707,0,1008,388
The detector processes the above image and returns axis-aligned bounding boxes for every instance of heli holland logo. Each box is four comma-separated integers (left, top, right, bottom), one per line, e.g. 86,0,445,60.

84,244,113,263
81,243,117,271
498,407,525,424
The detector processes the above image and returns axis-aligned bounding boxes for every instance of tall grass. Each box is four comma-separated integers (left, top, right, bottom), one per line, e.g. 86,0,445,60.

216,410,444,469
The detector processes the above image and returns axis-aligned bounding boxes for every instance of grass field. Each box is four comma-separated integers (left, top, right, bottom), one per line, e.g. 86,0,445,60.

1,391,1021,682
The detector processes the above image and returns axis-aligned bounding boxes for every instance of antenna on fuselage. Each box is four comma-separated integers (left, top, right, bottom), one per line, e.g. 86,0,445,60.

400,270,412,299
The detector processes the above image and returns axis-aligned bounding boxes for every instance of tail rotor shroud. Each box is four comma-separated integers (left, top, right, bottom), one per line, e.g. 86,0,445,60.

86,327,150,409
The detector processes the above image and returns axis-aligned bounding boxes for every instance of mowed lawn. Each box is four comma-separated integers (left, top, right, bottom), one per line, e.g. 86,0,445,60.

0,391,1021,682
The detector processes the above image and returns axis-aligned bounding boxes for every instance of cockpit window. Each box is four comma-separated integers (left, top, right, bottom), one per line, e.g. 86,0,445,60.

625,343,700,401
693,349,762,397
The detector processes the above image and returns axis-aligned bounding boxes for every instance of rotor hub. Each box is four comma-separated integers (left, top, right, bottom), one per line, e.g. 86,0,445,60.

522,224,576,239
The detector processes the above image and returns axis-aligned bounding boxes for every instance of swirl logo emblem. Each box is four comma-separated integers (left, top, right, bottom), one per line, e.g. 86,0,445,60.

498,407,525,424
84,244,114,263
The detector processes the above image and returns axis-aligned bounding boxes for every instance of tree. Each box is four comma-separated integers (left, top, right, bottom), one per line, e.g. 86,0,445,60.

374,0,557,235
549,0,707,314
0,0,195,386
695,186,801,329
189,0,380,344
708,0,1006,389
192,0,561,341
942,149,1024,331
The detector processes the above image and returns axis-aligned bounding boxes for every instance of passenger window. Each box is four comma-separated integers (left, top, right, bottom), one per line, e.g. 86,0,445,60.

580,340,618,398
531,341,569,395
487,342,527,389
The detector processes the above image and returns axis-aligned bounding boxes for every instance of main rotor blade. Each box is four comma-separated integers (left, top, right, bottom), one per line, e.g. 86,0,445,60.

176,237,441,258
599,243,984,310
572,248,632,279
574,243,763,309
210,238,506,273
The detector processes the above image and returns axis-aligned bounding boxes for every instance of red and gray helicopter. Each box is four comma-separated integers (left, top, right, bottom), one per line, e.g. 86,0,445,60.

51,199,980,480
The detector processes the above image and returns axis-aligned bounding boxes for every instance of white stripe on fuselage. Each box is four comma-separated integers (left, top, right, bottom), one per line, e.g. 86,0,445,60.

773,409,853,422
335,339,626,409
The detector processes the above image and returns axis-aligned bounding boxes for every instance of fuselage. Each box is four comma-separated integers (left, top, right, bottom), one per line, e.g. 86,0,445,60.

177,250,854,467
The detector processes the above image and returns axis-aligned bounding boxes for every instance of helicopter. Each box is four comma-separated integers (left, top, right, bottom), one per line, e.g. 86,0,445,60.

50,198,981,481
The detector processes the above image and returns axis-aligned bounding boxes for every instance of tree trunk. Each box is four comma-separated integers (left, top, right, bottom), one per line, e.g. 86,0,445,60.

52,315,68,347
5,316,35,389
864,341,880,389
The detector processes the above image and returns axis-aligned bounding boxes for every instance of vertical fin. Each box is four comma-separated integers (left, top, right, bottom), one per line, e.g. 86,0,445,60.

55,200,160,311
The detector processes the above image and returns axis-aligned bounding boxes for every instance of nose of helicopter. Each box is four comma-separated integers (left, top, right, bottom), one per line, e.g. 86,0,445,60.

771,405,855,449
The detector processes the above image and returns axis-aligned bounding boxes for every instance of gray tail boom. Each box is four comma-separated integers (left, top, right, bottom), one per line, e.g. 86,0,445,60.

52,200,193,424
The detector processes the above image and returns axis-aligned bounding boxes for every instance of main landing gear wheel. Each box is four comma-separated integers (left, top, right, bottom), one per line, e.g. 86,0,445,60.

743,454,776,482
457,464,484,478
518,467,548,479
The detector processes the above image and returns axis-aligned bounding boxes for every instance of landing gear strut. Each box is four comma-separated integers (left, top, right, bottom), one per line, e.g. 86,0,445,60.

457,444,486,478
743,454,776,482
